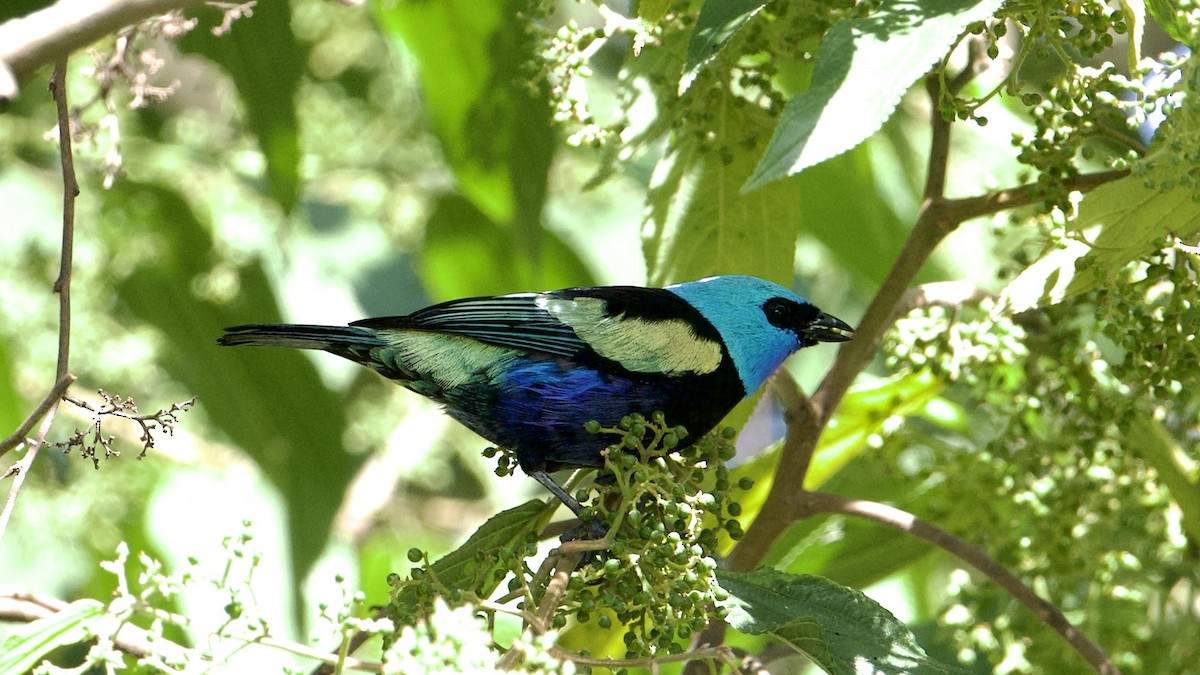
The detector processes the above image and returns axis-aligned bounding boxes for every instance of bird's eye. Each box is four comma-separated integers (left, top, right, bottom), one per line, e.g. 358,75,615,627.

762,298,792,328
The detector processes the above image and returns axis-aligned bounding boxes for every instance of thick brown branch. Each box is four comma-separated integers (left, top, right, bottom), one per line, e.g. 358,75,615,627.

727,372,820,572
0,0,209,103
802,492,1120,675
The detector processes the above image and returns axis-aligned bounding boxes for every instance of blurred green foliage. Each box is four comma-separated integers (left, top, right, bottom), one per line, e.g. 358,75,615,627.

0,0,1198,673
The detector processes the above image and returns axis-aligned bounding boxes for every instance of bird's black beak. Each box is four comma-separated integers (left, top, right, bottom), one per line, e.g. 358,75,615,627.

806,312,855,343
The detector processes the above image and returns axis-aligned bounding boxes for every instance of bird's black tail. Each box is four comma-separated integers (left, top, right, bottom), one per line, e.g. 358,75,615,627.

218,324,386,365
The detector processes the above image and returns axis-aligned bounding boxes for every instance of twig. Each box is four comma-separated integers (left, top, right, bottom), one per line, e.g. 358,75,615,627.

800,492,1120,675
0,0,210,102
0,409,61,543
0,373,75,457
309,606,389,675
0,59,77,543
942,169,1129,223
727,69,1130,673
682,619,731,675
496,546,583,670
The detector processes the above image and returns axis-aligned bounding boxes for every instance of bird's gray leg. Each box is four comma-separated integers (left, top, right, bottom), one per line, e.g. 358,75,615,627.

530,469,585,515
531,470,609,542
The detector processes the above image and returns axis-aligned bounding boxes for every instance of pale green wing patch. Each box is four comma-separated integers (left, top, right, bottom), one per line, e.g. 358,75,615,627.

539,297,723,375
383,332,520,390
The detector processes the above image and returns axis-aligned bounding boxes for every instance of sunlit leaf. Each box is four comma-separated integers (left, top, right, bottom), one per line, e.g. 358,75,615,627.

373,0,554,244
808,371,946,490
392,500,548,610
680,0,772,93
744,0,1005,191
1145,0,1198,46
0,599,104,674
178,2,306,214
643,95,802,286
718,568,957,674
1128,414,1200,546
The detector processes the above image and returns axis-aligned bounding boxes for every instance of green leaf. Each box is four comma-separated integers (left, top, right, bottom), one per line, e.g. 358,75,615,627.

808,371,946,490
179,2,306,213
1127,414,1200,546
717,568,956,674
1004,60,1200,305
0,599,104,674
744,0,1005,191
394,500,548,607
643,95,802,286
428,499,547,592
1145,0,1199,46
420,195,594,301
794,141,917,288
680,0,772,92
373,0,554,238
0,0,54,23
638,0,673,24
1063,170,1200,296
106,181,359,597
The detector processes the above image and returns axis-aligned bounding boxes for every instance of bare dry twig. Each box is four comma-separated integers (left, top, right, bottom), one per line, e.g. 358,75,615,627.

59,390,196,467
0,59,78,544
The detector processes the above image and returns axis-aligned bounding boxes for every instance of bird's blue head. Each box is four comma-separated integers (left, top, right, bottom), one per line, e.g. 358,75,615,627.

667,275,854,394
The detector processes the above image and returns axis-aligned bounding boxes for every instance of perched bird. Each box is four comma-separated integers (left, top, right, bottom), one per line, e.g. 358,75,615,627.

218,275,853,512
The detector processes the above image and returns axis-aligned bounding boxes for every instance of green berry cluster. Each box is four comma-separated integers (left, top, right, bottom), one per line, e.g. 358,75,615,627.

885,299,1029,393
386,531,540,635
561,413,749,659
535,18,622,149
386,412,749,667
880,241,1200,671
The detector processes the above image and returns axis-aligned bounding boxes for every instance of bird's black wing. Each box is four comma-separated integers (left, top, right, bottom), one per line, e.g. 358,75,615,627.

350,292,591,357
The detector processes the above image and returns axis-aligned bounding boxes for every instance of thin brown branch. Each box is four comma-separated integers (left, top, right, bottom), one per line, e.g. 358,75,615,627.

923,77,953,201
943,169,1130,223
53,58,76,381
497,546,583,670
0,59,78,543
0,0,210,103
682,619,731,675
801,492,1120,675
0,373,75,457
